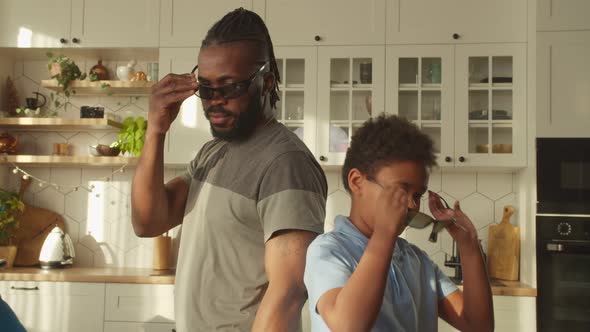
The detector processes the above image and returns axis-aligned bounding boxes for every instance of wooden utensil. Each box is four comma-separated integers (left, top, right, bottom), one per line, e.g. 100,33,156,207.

487,205,519,281
152,233,172,271
13,177,65,266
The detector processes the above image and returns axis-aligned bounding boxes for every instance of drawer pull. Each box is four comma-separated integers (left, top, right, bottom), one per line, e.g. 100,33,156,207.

11,286,39,291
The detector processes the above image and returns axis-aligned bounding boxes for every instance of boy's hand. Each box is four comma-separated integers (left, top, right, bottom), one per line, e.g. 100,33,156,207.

373,183,408,240
428,193,478,248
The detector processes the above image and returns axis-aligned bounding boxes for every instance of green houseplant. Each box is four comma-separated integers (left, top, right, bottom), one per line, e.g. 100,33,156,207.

114,116,147,156
0,188,25,268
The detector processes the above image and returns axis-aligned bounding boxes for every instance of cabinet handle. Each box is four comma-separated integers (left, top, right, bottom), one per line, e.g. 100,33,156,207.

319,155,327,162
458,156,466,163
72,38,80,44
11,286,39,291
172,329,176,332
314,35,321,42
452,33,460,40
59,38,68,44
444,156,452,163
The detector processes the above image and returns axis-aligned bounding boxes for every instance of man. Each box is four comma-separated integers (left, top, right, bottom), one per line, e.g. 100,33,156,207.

131,8,327,331
304,115,494,331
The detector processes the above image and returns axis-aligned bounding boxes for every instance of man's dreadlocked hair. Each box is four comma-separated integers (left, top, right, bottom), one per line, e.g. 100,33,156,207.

201,8,281,109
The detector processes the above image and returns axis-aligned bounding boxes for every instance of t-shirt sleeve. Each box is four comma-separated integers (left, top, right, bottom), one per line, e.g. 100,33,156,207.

304,239,352,314
433,258,459,300
257,151,327,241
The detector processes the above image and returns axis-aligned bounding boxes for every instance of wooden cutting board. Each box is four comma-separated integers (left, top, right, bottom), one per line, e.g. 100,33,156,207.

487,205,519,281
13,178,65,266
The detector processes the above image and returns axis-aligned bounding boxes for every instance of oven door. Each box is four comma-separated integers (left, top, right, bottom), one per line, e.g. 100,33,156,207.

537,240,590,332
537,138,590,214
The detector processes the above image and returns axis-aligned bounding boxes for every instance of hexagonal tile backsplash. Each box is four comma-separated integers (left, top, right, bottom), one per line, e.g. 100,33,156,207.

0,60,520,272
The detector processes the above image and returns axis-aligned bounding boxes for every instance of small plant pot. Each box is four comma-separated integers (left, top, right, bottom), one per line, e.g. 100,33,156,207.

0,245,18,268
96,144,121,156
50,63,61,77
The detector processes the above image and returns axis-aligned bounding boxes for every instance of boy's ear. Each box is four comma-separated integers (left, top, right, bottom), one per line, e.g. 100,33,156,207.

348,168,364,195
263,72,275,95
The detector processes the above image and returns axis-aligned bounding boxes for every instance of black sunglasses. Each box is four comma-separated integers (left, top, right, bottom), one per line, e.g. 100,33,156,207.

190,63,268,100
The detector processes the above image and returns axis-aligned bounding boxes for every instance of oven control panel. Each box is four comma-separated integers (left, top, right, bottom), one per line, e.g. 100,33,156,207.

537,216,590,241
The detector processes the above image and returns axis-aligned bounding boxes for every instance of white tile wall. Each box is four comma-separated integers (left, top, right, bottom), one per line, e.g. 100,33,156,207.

1,59,520,272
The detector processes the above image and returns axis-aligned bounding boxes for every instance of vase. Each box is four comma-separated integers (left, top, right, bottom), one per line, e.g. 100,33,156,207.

50,63,61,77
0,245,18,268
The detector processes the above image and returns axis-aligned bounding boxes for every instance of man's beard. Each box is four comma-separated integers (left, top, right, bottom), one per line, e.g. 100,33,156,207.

204,93,263,141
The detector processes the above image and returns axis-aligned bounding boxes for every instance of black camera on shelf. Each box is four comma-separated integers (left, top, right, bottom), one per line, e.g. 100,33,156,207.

80,106,105,118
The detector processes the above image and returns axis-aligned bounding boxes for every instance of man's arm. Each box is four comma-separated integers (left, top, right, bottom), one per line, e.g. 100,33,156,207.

430,196,494,332
251,230,318,332
131,73,198,237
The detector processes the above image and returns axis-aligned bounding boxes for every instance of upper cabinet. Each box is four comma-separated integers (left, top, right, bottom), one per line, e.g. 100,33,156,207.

0,0,159,48
537,31,590,137
160,0,257,47
454,44,526,167
386,0,527,44
274,47,318,155
317,46,385,165
263,0,386,46
538,0,590,31
70,0,159,47
388,44,527,168
0,0,72,47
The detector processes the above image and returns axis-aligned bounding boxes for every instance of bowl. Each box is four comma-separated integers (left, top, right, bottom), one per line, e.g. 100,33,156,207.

89,144,120,156
476,144,512,154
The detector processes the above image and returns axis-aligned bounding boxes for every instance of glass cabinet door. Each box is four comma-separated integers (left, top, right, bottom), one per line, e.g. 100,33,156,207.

387,45,454,166
274,47,318,155
318,46,385,165
455,44,526,167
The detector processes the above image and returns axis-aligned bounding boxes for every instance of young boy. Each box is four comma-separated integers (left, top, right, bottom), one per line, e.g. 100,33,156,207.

304,115,493,331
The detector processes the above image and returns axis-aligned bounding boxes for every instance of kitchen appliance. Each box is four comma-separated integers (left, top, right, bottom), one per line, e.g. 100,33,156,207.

38,225,75,269
536,216,590,331
537,138,590,214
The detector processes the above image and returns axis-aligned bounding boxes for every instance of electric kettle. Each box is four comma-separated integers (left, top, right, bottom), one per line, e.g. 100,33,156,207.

38,225,75,269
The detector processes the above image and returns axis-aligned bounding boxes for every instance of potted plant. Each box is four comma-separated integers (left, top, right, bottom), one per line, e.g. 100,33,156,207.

0,188,25,268
115,116,147,157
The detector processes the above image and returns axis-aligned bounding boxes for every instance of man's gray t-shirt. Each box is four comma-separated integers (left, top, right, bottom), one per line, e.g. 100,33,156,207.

174,122,327,331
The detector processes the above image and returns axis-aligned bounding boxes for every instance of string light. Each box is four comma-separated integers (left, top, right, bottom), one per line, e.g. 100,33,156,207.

3,153,129,193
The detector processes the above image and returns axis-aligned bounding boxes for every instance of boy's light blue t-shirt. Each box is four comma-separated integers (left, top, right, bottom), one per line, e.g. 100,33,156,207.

304,215,458,332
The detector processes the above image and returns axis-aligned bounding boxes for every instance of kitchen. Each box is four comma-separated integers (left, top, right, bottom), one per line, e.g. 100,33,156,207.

0,0,587,331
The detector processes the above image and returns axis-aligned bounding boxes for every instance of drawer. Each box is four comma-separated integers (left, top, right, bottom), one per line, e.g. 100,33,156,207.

105,283,175,323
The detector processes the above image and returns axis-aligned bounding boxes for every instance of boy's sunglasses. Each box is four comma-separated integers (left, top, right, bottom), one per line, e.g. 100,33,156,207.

190,63,268,100
366,177,466,242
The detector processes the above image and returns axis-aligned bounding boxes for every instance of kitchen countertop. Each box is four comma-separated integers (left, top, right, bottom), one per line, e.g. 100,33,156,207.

0,267,175,285
0,267,537,296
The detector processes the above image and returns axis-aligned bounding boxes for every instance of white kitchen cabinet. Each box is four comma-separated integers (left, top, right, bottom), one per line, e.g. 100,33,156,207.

274,46,318,155
262,0,386,46
158,47,212,166
386,0,527,44
104,283,175,323
104,322,176,332
454,44,527,168
317,46,385,166
438,295,536,332
537,31,590,137
70,0,159,47
0,281,105,332
0,0,159,48
538,0,590,31
160,0,257,47
386,45,455,166
0,0,72,48
388,44,526,168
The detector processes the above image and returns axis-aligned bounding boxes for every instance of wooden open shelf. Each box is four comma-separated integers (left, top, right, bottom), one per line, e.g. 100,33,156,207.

0,114,122,131
1,155,138,167
41,80,155,96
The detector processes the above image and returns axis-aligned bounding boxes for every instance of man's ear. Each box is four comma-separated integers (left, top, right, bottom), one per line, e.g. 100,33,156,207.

348,168,364,196
262,72,275,95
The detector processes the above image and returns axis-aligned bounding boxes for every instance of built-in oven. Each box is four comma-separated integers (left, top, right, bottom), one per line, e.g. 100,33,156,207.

536,216,590,331
537,138,590,215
